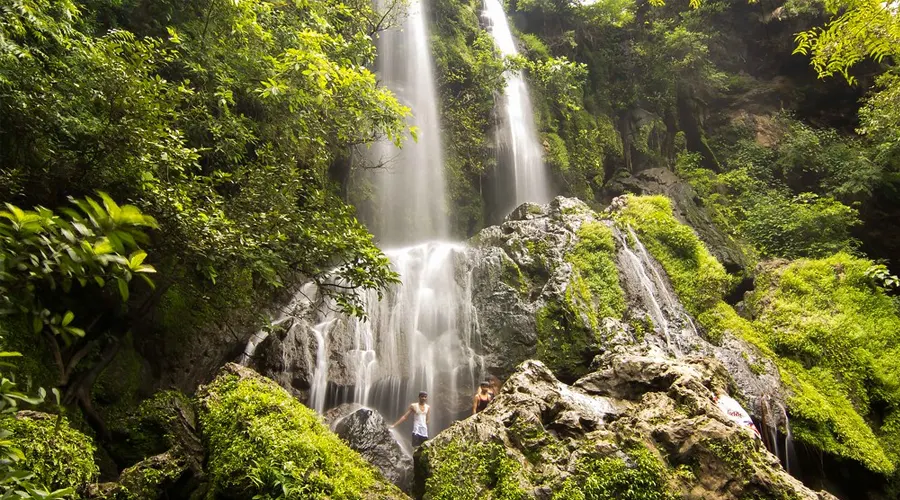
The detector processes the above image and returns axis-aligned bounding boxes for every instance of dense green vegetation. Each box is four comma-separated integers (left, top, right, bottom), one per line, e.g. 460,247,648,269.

1,0,900,496
621,194,900,476
430,0,506,232
421,440,526,500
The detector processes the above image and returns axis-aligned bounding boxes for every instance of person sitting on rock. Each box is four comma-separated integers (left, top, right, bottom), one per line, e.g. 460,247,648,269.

390,391,430,447
472,381,493,415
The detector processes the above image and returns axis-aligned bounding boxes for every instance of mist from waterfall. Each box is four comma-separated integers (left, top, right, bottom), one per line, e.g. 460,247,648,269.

482,0,551,215
363,0,447,245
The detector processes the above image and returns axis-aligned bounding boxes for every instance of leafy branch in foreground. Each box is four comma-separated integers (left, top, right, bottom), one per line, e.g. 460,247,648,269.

0,194,156,436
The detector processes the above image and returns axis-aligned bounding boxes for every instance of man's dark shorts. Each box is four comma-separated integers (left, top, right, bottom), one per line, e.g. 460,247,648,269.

412,433,428,447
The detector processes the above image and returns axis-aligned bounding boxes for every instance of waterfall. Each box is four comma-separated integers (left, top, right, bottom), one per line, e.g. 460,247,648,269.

614,226,703,353
482,0,551,215
615,228,674,349
344,242,483,434
363,0,447,245
285,242,483,436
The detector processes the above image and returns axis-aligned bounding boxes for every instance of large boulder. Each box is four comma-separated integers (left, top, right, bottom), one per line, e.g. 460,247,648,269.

326,404,414,493
196,363,407,499
244,196,785,434
416,355,836,500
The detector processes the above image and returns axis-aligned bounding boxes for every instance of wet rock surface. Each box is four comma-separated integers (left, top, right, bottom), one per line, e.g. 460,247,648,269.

417,355,836,500
326,404,414,493
247,196,788,433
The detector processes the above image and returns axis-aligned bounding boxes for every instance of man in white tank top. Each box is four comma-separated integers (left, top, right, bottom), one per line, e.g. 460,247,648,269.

390,391,431,447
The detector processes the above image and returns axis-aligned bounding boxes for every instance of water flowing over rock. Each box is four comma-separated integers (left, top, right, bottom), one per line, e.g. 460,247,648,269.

246,196,792,468
604,167,751,277
247,242,485,439
468,196,791,449
482,0,551,217
415,355,836,500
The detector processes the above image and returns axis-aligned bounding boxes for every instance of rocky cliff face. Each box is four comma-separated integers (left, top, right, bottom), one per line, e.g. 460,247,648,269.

469,197,786,426
247,196,787,438
416,354,835,499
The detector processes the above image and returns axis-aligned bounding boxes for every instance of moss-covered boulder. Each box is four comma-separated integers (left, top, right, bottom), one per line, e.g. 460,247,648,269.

86,450,192,500
5,410,99,492
107,389,201,469
745,254,900,475
416,356,835,500
470,197,628,382
197,363,407,499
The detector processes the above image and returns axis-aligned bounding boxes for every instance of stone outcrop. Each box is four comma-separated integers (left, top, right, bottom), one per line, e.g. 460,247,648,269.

604,167,751,276
246,196,786,434
416,355,836,500
326,404,414,493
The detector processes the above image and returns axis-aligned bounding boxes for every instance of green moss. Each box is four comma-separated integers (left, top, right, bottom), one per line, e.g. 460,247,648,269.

779,360,892,473
751,253,900,473
423,440,527,500
115,451,187,500
198,369,401,499
696,301,772,354
568,222,626,322
535,222,626,379
616,196,731,315
616,196,900,474
535,302,591,380
697,254,900,475
704,435,761,478
500,253,530,296
108,390,195,466
552,445,675,500
507,417,563,465
628,313,654,343
543,132,570,172
5,412,99,491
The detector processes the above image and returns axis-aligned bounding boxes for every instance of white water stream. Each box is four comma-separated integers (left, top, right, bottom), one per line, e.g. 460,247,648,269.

301,242,483,436
482,0,551,214
364,0,448,245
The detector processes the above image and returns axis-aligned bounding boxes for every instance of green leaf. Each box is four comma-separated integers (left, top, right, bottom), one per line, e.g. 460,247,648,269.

62,311,74,327
117,278,129,302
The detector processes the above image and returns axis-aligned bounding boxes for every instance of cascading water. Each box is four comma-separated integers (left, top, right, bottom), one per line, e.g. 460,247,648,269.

614,226,701,353
363,0,447,244
482,0,552,215
299,243,483,437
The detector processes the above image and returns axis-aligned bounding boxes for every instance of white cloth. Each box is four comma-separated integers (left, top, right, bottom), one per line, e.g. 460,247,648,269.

716,394,761,439
412,403,429,437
